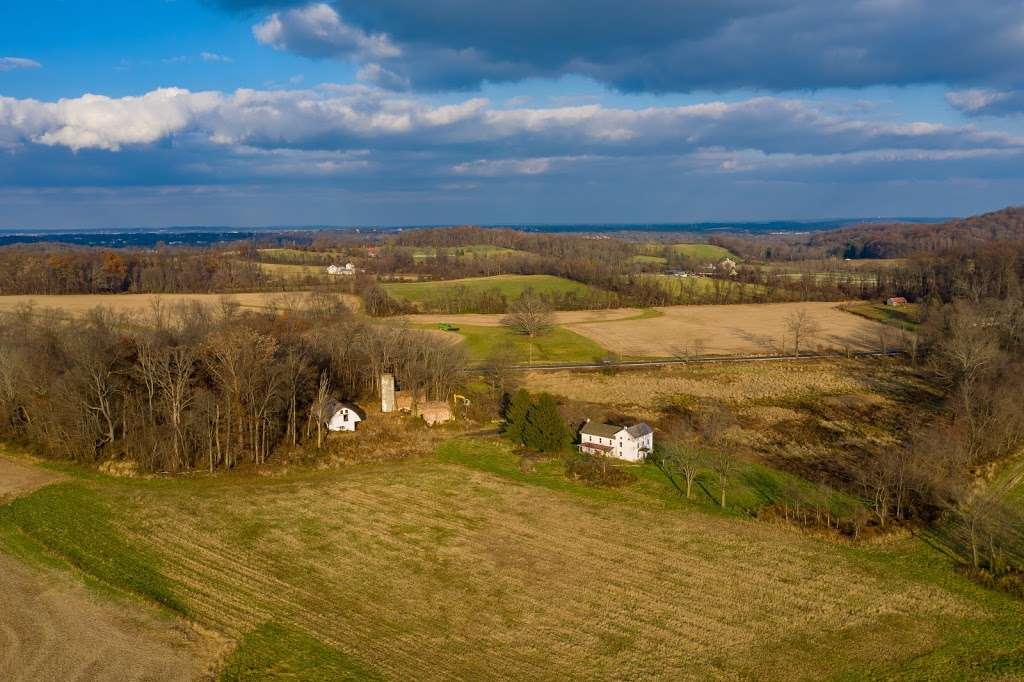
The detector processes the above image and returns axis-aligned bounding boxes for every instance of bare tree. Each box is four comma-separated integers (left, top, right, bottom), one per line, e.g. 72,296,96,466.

659,424,704,500
709,449,737,508
501,294,554,338
785,308,822,357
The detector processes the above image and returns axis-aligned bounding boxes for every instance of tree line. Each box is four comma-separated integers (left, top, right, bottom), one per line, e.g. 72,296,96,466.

0,296,466,472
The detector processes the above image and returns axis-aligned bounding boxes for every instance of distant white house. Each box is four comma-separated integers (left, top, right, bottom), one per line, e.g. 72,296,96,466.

579,421,654,462
326,262,356,276
322,398,365,432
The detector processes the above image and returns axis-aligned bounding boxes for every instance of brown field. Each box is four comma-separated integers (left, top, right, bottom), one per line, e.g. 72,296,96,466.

0,456,219,681
566,302,904,357
524,359,869,411
402,308,647,327
0,291,360,318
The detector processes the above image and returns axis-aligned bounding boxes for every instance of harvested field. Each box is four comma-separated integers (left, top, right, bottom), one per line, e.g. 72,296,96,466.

402,307,649,327
0,554,217,682
567,302,904,357
0,291,360,319
2,441,1022,679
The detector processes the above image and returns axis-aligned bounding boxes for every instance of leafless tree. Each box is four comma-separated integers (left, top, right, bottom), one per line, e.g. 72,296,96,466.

785,308,821,357
501,295,554,338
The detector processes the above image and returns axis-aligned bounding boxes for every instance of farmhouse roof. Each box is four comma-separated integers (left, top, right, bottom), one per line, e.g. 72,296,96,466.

625,423,653,438
581,422,622,439
321,398,365,421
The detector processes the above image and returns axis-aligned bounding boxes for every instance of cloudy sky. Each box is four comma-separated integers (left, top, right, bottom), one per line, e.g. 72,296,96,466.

2,1,1024,228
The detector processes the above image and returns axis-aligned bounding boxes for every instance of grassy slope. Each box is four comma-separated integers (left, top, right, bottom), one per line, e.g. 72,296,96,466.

1,439,1022,680
408,245,527,260
844,302,922,331
383,274,594,304
444,324,609,364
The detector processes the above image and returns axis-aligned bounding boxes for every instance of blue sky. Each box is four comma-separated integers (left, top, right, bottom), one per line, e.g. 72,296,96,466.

1,0,1023,228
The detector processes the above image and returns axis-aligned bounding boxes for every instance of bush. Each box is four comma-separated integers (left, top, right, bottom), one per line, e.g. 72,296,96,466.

564,455,636,488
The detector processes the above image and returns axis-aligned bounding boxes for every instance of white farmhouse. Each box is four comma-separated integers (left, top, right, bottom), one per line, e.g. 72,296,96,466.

322,398,365,432
326,262,357,276
579,421,654,462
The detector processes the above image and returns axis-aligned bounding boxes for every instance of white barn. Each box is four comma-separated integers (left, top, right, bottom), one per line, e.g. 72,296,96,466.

322,398,365,432
579,421,654,462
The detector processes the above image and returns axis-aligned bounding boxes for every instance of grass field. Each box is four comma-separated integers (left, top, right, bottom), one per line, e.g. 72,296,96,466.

406,245,527,261
382,274,595,305
844,302,922,331
435,324,609,364
671,243,736,261
649,274,770,303
567,301,903,357
2,441,1023,680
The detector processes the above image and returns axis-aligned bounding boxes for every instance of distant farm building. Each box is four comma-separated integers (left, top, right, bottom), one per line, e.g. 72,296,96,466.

327,263,357,276
380,372,453,426
579,421,654,462
886,296,909,307
322,398,365,432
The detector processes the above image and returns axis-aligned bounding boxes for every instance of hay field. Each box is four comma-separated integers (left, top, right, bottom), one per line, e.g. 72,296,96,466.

567,302,903,357
382,274,595,305
0,291,360,318
3,445,1020,680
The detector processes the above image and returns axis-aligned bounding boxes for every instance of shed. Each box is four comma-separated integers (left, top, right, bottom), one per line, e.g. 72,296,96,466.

322,398,365,432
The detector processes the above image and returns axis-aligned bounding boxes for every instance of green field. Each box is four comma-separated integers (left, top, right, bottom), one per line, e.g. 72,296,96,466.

407,245,527,261
2,441,1023,680
649,274,771,303
383,274,595,305
844,302,921,330
444,324,609,364
630,254,668,265
671,243,736,261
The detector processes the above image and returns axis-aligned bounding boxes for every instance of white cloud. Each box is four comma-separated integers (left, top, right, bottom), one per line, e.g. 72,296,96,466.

253,3,400,61
0,57,41,71
200,51,234,63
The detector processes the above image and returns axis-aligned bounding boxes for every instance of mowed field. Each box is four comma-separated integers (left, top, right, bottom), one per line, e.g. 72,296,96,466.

566,302,904,357
2,443,1022,680
0,291,360,318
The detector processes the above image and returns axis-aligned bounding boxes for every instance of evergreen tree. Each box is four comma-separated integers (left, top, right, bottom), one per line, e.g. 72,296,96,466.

503,388,533,446
523,393,570,453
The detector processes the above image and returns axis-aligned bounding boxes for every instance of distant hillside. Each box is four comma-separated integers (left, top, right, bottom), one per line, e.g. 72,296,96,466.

808,206,1024,259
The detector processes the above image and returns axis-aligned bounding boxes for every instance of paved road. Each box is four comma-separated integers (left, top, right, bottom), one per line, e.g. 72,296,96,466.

496,350,903,372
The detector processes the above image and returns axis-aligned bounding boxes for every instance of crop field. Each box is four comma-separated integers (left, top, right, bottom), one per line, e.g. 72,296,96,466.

382,274,596,305
2,442,1022,680
0,291,360,319
255,261,329,279
566,301,905,357
844,302,922,331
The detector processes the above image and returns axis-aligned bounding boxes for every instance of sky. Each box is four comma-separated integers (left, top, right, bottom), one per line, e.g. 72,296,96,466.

1,1,1024,228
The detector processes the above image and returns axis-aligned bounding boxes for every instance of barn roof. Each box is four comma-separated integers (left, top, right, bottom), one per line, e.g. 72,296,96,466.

580,422,622,439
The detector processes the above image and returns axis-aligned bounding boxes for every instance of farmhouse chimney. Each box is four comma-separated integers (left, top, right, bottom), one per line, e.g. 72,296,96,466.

381,373,396,413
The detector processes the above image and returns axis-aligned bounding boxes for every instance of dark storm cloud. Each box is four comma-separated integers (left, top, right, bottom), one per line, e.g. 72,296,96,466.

228,1,1024,92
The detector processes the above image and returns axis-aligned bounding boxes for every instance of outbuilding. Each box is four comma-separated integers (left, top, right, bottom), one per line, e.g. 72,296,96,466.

322,398,365,432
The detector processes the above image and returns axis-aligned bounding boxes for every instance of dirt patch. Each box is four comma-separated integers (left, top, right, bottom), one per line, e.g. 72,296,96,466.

0,457,64,503
0,553,219,682
567,302,904,357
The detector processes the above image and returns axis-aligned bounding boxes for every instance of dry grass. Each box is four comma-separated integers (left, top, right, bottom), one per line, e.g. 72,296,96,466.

567,302,904,357
0,291,360,319
110,459,981,681
0,455,64,503
524,360,868,410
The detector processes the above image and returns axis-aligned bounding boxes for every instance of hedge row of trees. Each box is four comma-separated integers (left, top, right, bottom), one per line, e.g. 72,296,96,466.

0,296,466,472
